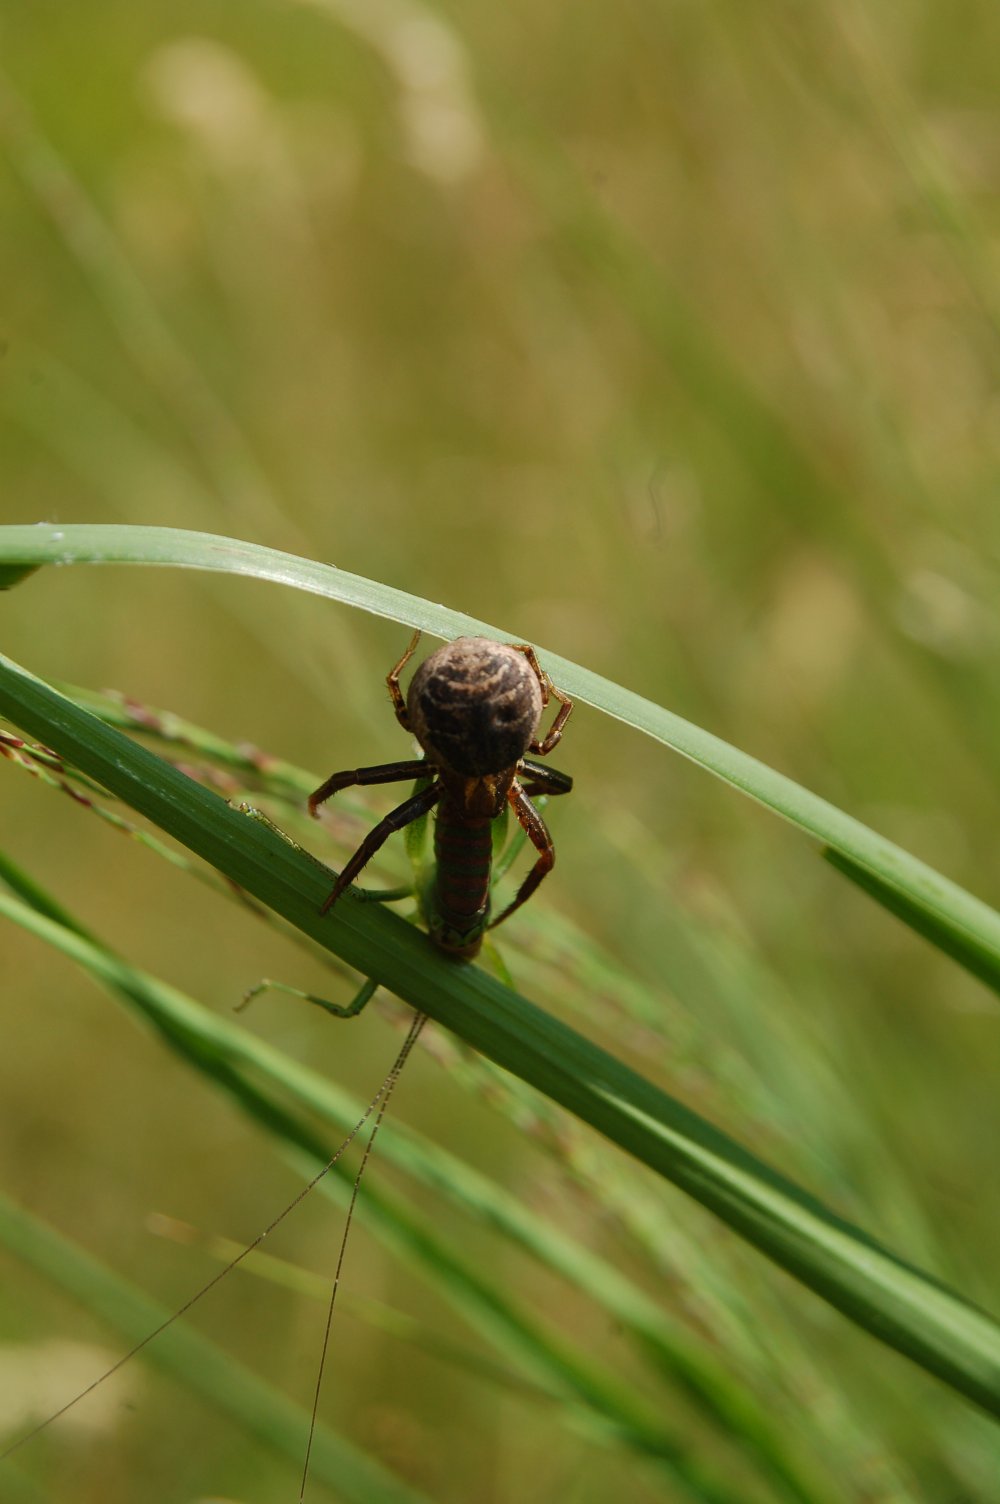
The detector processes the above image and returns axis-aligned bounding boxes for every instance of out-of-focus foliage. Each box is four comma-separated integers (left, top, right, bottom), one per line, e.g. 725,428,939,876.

1,3,998,1501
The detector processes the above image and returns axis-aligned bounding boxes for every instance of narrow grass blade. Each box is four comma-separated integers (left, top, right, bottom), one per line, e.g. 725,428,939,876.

0,524,997,991
0,892,758,1504
824,846,1000,997
0,870,833,1504
0,653,998,1420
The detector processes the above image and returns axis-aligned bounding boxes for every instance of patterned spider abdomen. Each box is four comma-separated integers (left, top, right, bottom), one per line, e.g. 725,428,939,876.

406,637,543,776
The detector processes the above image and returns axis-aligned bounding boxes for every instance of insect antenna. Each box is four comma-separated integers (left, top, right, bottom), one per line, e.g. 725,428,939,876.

299,1007,426,1502
0,1007,427,1480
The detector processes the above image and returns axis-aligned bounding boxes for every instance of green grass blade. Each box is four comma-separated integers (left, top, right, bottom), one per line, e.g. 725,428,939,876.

0,563,42,590
0,890,754,1503
824,846,1000,996
0,651,998,1421
0,868,832,1504
0,524,997,988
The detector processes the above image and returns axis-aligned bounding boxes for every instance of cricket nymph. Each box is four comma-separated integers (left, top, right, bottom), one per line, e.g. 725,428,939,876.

309,632,573,958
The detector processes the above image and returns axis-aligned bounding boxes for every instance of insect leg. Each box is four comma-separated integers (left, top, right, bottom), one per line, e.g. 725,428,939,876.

386,628,422,731
320,780,442,914
487,781,555,931
240,974,379,1019
308,758,429,817
518,758,573,797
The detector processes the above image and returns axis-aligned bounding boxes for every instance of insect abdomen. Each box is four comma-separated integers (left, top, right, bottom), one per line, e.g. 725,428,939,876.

429,801,494,957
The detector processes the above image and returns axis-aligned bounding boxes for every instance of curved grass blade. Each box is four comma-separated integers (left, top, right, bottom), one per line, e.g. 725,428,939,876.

823,845,1000,996
0,524,997,989
0,858,833,1504
0,891,758,1504
0,652,998,1421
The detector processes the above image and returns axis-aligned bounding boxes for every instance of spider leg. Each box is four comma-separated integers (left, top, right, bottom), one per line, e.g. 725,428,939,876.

508,643,573,756
518,758,573,797
308,758,430,817
529,683,572,756
487,780,555,931
387,629,422,731
320,780,442,914
508,642,549,700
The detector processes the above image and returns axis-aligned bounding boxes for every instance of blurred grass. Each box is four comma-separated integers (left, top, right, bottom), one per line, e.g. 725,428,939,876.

4,635,996,1429
1,2,999,1502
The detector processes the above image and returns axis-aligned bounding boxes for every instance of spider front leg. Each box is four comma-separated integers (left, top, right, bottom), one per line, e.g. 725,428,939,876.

386,628,422,731
308,758,429,818
320,780,442,914
530,683,572,757
487,780,555,931
509,644,573,756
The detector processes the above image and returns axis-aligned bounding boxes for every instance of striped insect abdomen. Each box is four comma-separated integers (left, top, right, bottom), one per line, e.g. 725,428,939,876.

429,798,495,957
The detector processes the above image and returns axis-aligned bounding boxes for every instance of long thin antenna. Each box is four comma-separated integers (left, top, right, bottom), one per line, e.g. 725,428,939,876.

299,1008,426,1503
0,1009,427,1466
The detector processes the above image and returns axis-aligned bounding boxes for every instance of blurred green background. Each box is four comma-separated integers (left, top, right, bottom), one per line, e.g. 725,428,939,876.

1,2,999,1501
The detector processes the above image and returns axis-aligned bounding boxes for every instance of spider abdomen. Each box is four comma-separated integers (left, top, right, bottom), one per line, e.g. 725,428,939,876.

407,637,543,776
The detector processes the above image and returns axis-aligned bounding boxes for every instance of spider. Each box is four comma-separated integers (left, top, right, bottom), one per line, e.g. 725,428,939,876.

308,632,573,957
